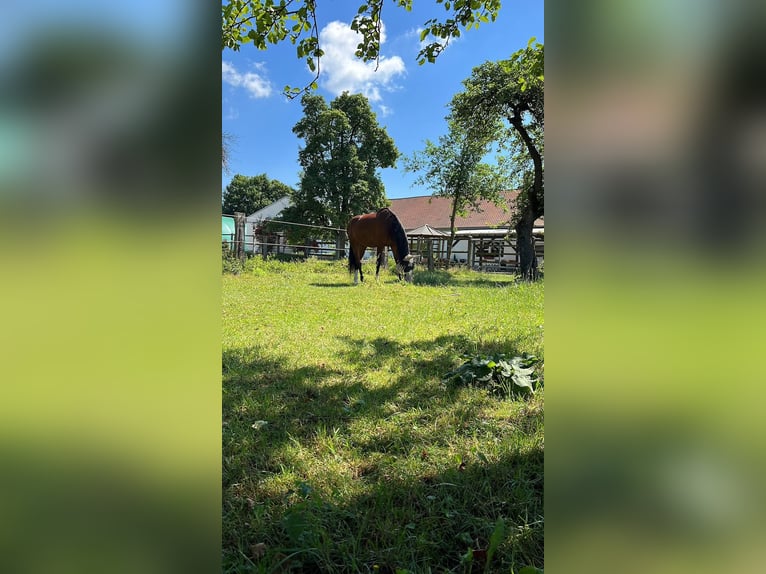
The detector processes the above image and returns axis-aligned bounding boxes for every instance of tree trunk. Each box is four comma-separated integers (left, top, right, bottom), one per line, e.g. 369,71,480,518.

515,205,538,280
447,201,458,265
509,114,542,281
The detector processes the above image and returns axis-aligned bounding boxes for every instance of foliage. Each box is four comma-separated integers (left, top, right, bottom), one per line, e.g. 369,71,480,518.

443,353,541,398
221,0,503,96
222,264,544,572
452,39,544,134
221,173,293,215
281,92,396,243
451,40,544,279
222,243,245,275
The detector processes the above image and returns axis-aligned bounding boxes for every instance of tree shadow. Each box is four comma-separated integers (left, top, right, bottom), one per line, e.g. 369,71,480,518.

223,344,436,483
225,438,544,573
222,334,533,465
222,335,542,572
335,334,527,376
412,270,530,288
308,282,355,288
335,445,544,573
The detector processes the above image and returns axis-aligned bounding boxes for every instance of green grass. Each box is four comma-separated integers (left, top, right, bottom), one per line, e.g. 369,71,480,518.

222,258,544,573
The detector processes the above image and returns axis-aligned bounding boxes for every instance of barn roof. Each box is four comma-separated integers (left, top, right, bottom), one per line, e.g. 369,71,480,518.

247,196,292,222
389,191,543,231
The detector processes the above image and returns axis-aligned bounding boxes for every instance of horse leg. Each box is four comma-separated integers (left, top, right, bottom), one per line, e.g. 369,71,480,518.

376,247,385,280
357,247,365,283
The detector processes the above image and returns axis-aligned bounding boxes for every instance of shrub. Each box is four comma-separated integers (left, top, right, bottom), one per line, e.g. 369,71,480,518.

443,353,541,399
222,244,245,275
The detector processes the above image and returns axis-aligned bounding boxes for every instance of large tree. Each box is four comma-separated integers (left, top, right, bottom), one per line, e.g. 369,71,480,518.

282,92,397,253
222,0,502,96
222,173,294,215
451,41,544,279
403,121,507,262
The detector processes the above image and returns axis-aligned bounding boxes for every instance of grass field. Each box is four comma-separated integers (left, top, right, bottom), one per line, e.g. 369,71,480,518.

222,258,544,573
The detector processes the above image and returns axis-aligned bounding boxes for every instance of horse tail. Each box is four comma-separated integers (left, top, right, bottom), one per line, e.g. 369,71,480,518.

346,223,362,273
346,218,356,274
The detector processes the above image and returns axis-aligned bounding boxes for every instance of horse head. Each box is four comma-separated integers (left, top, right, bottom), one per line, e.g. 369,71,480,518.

399,254,415,283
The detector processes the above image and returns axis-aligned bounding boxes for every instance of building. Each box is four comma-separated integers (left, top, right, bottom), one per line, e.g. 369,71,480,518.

236,196,292,253
389,191,544,270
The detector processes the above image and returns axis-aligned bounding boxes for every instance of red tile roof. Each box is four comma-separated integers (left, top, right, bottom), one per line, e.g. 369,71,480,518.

389,191,543,231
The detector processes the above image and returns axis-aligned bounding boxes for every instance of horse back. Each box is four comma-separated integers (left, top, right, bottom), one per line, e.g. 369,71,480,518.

347,212,389,247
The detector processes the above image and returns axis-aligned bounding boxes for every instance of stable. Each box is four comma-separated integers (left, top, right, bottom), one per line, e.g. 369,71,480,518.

390,192,544,271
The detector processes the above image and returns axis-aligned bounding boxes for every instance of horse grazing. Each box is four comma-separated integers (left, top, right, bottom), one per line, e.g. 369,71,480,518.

347,208,415,284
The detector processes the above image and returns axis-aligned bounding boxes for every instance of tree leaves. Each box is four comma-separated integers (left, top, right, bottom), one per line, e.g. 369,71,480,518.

284,92,398,240
222,1,505,96
222,174,295,215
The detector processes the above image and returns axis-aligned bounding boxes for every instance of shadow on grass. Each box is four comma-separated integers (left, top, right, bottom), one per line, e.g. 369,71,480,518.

335,334,527,382
223,432,544,573
222,335,542,573
412,269,530,288
309,281,362,287
222,334,508,450
332,445,544,573
223,334,527,440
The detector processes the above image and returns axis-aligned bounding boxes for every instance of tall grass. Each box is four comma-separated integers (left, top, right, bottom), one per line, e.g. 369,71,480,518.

222,259,543,573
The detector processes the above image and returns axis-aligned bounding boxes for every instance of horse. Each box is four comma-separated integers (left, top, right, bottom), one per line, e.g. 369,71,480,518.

347,208,415,284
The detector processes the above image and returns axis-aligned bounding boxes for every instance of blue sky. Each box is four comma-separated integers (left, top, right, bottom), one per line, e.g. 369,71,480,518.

222,1,543,201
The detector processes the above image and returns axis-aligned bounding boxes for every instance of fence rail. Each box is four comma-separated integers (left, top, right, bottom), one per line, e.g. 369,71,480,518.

223,212,347,261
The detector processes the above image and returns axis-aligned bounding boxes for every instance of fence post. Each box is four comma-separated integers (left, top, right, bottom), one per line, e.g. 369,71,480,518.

234,212,246,262
261,231,267,260
335,230,345,260
427,239,434,271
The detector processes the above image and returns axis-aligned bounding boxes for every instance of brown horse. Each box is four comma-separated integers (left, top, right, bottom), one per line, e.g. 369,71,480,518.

347,208,415,284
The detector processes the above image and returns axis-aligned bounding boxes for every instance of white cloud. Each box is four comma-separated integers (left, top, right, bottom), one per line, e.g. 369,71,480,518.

318,21,405,102
378,104,392,117
222,60,272,98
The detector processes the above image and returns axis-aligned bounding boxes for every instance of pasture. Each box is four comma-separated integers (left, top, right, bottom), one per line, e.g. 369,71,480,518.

222,259,544,573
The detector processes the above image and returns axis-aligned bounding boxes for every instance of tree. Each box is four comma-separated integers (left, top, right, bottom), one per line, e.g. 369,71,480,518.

221,0,502,96
451,40,544,279
222,173,294,215
403,121,507,262
282,92,397,254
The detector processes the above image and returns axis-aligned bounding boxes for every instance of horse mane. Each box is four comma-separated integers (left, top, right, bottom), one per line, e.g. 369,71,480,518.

376,208,410,263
